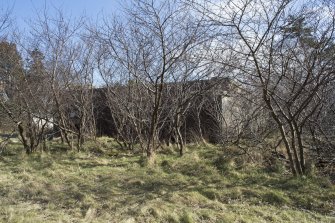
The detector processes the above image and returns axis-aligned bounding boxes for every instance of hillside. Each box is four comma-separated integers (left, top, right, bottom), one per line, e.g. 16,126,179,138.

0,138,334,223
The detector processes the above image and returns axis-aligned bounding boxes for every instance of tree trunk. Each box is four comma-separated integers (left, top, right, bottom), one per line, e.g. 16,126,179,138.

295,125,305,174
264,96,297,175
147,120,157,158
176,127,184,156
174,113,184,156
289,124,303,175
17,122,30,154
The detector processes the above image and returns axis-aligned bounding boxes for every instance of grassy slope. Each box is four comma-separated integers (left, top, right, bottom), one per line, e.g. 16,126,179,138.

0,138,334,223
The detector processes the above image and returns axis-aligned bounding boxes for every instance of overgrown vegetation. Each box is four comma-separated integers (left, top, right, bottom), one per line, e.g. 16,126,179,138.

0,138,333,222
0,1,334,221
0,0,334,180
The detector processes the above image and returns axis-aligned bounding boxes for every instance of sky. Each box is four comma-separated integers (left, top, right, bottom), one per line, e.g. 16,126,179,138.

1,0,125,32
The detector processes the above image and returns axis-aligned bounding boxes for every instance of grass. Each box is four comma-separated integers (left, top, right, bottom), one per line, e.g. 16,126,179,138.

0,138,334,222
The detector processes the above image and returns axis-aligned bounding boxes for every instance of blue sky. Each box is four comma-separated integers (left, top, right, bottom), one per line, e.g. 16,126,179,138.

1,0,124,31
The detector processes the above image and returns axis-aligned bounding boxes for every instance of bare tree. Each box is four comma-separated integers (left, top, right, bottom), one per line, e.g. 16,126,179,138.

0,6,11,38
189,0,335,175
0,41,54,153
28,8,87,150
93,0,206,159
67,38,96,151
